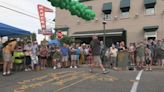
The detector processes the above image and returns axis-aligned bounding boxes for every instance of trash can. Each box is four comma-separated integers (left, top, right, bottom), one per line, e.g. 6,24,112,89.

117,51,129,70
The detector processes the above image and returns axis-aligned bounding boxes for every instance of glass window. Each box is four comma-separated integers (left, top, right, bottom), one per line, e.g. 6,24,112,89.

104,14,111,20
145,8,155,15
88,6,92,9
120,12,129,18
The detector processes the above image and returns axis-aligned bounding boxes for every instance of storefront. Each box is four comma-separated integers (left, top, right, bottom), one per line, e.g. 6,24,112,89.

71,28,126,47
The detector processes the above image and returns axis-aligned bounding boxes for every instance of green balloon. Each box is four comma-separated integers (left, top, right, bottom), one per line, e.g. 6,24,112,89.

51,0,60,7
70,10,76,15
69,1,78,6
90,12,96,18
60,2,66,9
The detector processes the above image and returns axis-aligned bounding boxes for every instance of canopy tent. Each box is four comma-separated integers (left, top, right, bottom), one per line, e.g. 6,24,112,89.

0,23,31,37
48,39,60,46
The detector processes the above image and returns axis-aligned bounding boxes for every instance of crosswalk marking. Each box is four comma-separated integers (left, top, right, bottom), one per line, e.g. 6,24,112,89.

130,70,143,92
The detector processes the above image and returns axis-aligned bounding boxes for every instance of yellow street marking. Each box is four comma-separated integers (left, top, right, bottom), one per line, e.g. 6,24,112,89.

52,72,87,85
90,75,118,82
17,71,70,85
14,71,82,92
130,80,139,83
54,73,99,92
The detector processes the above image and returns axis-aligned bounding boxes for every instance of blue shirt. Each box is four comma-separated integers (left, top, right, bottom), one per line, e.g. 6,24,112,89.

61,47,69,56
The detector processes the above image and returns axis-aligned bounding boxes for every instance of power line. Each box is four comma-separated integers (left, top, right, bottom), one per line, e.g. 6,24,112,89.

0,4,55,24
0,1,38,18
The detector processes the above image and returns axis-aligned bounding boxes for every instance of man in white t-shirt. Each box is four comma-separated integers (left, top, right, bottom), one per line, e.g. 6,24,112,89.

109,43,118,69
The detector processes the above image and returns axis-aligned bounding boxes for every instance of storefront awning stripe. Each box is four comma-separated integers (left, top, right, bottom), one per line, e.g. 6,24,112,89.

143,25,158,32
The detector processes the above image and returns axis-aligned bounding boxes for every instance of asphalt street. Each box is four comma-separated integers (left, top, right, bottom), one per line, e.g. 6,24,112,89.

0,66,164,92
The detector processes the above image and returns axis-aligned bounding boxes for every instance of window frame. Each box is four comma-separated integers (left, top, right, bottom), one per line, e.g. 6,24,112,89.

145,8,155,15
120,11,130,19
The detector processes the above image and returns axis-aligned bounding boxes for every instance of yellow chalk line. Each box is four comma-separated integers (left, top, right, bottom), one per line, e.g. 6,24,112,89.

17,71,71,85
14,71,83,92
53,72,92,86
54,73,99,92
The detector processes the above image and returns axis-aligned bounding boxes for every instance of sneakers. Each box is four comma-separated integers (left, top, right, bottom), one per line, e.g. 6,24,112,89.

70,66,73,69
3,72,6,76
145,68,149,71
53,66,57,70
3,71,11,76
25,69,28,72
102,70,109,74
7,71,10,75
89,69,93,73
74,66,77,68
149,68,152,71
28,68,31,71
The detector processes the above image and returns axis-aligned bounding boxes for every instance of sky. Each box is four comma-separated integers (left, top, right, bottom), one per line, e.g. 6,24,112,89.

0,0,56,44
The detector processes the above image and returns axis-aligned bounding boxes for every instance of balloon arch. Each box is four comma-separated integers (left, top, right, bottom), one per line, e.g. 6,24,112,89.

48,0,96,21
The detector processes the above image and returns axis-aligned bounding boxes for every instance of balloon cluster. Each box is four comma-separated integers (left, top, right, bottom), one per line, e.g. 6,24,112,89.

48,0,96,21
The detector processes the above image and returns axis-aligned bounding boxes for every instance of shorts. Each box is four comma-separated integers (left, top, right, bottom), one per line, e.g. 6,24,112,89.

110,57,117,66
71,55,77,61
145,59,151,65
93,56,102,64
25,56,31,65
62,56,68,62
3,53,12,62
40,56,47,59
76,55,80,61
137,56,145,62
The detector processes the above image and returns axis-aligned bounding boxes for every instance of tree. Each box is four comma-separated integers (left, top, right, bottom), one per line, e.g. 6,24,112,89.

60,35,73,45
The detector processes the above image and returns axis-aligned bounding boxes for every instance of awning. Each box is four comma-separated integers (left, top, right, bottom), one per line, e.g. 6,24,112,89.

120,0,130,12
102,2,112,14
48,39,60,46
71,28,125,37
143,25,159,32
144,0,156,8
54,27,69,31
0,23,31,37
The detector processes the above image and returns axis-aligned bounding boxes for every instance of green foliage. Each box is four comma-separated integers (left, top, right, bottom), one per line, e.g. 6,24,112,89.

50,33,56,40
60,35,73,45
49,0,96,21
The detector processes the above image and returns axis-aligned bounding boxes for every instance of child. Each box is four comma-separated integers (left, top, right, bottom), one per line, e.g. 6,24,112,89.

87,46,93,68
145,47,152,71
13,46,24,71
70,44,77,68
39,45,48,70
52,46,62,69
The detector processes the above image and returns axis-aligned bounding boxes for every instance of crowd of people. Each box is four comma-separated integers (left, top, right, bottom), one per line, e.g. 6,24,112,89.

105,39,164,71
1,36,164,76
